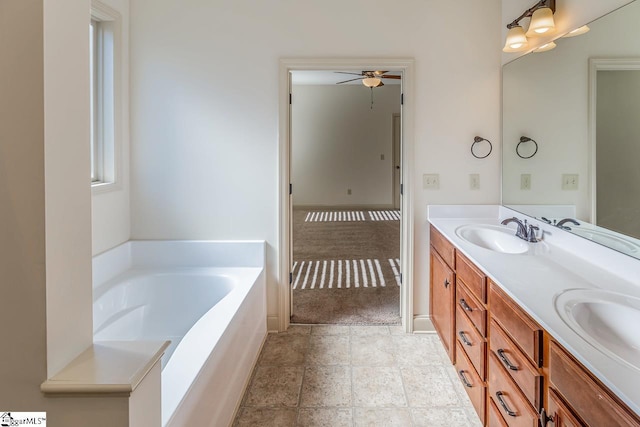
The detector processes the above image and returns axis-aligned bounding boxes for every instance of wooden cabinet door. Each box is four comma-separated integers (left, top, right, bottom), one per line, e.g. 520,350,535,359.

546,388,584,427
430,246,455,363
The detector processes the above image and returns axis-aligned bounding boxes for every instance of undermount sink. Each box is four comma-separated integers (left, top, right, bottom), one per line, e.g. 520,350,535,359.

455,224,529,254
555,289,640,372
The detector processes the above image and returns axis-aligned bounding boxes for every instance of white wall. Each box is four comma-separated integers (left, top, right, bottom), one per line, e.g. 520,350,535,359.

130,0,502,323
502,0,632,63
291,84,400,207
43,0,94,378
91,0,131,256
502,1,640,221
0,0,48,410
596,70,640,238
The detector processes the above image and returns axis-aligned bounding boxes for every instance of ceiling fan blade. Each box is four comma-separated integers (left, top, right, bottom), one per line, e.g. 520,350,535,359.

381,75,402,79
334,71,365,76
373,70,389,75
336,77,364,84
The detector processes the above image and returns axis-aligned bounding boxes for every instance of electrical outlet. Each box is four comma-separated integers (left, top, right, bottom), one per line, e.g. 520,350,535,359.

562,174,579,190
347,188,352,195
521,174,531,190
469,174,480,190
423,174,440,190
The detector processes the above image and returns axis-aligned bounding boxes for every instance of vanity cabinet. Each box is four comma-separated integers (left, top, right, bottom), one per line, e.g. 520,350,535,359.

430,225,456,363
547,341,640,427
430,225,488,423
428,223,640,427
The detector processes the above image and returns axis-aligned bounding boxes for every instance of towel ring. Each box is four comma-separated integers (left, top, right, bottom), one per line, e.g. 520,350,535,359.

471,136,492,159
516,136,538,159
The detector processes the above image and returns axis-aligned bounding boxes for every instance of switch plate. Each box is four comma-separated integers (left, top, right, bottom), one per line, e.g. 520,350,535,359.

469,174,480,190
347,188,352,195
562,174,579,190
423,174,440,190
380,154,385,160
521,174,531,190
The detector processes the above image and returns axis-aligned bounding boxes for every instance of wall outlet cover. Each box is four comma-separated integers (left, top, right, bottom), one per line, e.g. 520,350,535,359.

521,174,531,190
423,174,440,190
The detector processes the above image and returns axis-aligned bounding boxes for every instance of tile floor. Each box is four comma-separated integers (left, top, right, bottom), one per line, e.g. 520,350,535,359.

233,325,483,426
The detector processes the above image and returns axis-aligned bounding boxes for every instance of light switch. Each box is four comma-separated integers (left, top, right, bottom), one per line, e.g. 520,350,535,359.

423,174,440,190
521,174,531,190
469,174,480,190
562,174,579,191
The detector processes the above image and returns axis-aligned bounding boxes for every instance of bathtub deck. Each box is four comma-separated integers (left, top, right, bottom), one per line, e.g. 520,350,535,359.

233,325,481,426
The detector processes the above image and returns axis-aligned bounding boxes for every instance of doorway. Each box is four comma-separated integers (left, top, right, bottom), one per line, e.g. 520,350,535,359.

278,58,415,332
289,73,402,324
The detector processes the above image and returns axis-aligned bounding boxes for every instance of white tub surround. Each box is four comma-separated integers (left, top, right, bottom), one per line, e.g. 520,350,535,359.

92,240,267,427
41,341,167,427
428,205,640,416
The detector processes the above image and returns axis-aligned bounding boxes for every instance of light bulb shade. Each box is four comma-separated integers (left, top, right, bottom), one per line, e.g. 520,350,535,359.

526,7,555,37
503,26,529,52
533,41,556,53
563,25,590,38
362,77,382,88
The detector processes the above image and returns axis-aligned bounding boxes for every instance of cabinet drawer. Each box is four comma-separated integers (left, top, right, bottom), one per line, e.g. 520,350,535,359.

488,352,538,427
456,251,486,303
457,281,487,336
548,387,584,427
489,283,542,367
488,395,509,427
489,319,542,410
549,341,640,427
454,341,486,425
456,306,486,380
430,225,455,269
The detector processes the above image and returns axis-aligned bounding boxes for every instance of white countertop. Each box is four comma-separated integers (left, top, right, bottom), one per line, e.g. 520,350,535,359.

41,340,170,394
428,205,640,416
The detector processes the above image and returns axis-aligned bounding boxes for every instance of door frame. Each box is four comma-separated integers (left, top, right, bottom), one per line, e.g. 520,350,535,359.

278,58,415,332
392,113,402,210
588,58,640,223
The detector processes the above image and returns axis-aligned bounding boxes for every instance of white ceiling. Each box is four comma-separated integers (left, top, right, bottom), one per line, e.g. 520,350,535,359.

291,70,402,85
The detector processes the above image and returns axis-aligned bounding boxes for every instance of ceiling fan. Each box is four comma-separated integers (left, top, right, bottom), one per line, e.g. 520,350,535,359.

335,70,401,87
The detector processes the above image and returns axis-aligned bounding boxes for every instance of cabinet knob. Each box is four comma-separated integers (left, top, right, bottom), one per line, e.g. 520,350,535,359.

444,278,450,288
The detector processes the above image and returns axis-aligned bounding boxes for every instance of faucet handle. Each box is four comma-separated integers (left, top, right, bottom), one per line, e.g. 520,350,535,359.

527,224,540,243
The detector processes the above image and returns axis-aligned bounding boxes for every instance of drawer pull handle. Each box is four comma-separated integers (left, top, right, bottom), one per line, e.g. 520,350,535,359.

539,408,554,427
496,391,517,417
458,331,472,347
458,370,473,388
459,298,473,312
444,278,450,288
497,349,519,371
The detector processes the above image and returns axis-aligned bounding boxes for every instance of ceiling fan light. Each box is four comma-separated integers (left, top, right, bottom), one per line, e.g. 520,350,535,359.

503,26,529,52
363,77,382,88
526,7,555,37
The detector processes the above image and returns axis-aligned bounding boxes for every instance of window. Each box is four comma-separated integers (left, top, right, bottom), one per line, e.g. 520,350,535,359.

90,2,121,190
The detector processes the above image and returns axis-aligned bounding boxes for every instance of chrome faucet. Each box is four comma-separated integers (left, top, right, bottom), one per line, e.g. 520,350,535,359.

556,218,580,231
500,217,540,243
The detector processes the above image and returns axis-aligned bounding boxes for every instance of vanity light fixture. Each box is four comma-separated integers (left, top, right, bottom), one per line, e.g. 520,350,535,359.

562,25,590,38
503,0,556,53
534,41,557,53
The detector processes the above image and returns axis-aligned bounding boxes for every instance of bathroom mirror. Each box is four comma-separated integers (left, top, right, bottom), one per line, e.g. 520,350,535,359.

502,0,640,259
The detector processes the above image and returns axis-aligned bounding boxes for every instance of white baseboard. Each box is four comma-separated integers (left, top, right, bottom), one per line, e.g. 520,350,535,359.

413,315,436,333
267,315,280,332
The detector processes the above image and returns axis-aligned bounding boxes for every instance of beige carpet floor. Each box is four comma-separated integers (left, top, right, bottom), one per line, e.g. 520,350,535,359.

291,208,401,325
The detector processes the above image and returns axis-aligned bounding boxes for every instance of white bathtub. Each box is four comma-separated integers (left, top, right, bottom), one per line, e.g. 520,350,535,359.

92,240,267,427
